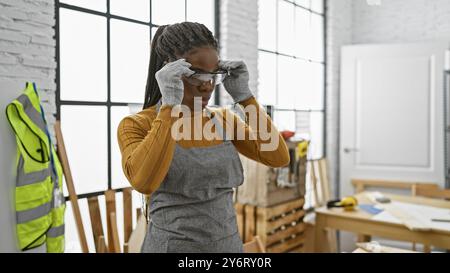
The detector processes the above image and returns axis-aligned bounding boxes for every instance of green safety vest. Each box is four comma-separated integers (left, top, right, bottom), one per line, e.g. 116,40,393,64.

5,82,65,253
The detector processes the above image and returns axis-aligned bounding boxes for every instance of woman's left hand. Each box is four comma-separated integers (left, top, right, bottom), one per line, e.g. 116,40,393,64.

219,60,254,103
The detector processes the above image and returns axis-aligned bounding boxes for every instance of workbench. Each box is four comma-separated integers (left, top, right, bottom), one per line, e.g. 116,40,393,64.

314,192,450,252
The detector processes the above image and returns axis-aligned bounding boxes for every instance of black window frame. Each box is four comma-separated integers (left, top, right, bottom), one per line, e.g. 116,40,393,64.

55,0,221,200
258,0,327,160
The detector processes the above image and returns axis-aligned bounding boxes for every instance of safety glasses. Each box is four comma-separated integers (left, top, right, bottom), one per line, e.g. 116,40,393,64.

185,69,229,86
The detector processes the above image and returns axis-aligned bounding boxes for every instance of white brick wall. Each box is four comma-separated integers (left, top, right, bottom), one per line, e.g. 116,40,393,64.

326,0,353,198
353,0,450,44
0,0,57,143
219,0,259,105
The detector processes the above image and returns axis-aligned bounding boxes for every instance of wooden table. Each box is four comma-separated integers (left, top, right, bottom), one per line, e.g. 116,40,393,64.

314,192,450,252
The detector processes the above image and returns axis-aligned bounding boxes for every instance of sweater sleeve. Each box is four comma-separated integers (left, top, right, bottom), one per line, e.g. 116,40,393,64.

224,96,290,168
117,105,177,195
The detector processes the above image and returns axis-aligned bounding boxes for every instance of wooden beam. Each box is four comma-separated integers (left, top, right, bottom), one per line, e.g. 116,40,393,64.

127,214,148,253
244,205,256,243
54,121,89,253
108,212,121,253
123,187,133,244
87,196,106,253
105,190,117,253
97,235,107,253
264,198,305,219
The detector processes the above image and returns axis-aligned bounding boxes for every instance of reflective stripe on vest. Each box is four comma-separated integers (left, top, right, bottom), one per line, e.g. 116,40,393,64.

6,82,65,253
17,156,51,187
47,224,65,238
16,201,52,224
16,94,47,133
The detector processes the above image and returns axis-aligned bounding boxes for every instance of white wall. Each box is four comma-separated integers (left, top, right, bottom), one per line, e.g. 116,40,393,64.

0,0,56,252
353,0,450,44
326,0,450,198
219,0,259,105
326,0,353,198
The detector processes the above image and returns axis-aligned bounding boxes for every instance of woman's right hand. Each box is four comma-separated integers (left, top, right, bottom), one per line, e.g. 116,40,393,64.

155,58,195,106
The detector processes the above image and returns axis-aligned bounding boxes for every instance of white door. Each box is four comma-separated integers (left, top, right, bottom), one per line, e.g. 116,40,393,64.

340,42,449,198
339,42,449,252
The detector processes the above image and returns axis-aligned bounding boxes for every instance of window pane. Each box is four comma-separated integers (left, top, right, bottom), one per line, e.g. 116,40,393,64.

295,7,310,59
295,111,310,138
294,59,310,109
111,20,150,103
258,51,277,106
310,13,324,62
310,62,325,110
295,61,324,110
61,0,106,12
295,0,310,9
277,55,296,109
64,201,81,253
258,0,277,51
152,0,185,25
186,0,215,34
60,9,107,102
310,0,324,14
63,198,106,252
110,0,150,22
309,112,324,159
61,106,108,195
274,110,296,132
111,106,132,189
277,0,295,56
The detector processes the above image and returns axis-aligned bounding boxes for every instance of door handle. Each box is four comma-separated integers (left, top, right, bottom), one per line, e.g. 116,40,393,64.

343,147,359,154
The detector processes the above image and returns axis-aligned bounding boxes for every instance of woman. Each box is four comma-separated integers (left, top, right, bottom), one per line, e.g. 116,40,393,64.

117,22,290,253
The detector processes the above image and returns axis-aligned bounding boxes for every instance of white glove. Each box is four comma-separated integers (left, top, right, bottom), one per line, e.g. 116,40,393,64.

219,60,254,103
155,59,195,106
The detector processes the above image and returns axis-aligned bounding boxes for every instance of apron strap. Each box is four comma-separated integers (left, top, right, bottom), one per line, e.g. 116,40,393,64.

155,100,162,113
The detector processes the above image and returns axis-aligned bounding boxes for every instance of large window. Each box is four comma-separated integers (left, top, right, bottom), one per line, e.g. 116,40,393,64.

56,0,217,252
258,0,325,160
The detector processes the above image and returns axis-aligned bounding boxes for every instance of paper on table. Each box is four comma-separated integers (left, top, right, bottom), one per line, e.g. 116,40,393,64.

372,201,450,232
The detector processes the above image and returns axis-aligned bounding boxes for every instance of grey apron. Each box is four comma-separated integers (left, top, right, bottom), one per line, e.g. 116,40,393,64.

141,103,244,253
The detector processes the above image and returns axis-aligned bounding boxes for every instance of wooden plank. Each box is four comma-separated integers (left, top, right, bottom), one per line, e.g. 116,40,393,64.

352,179,437,191
136,208,142,222
255,207,268,245
266,223,306,245
288,244,304,253
97,235,107,253
356,242,419,253
266,209,305,231
128,214,148,253
87,196,106,253
243,235,265,253
244,205,256,243
105,190,117,253
310,161,321,207
264,198,305,219
318,159,331,202
54,121,89,253
414,186,450,200
108,212,121,253
381,204,431,231
123,187,133,244
266,234,305,253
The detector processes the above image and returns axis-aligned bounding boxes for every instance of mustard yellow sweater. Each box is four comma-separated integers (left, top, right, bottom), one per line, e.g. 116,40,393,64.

117,96,290,195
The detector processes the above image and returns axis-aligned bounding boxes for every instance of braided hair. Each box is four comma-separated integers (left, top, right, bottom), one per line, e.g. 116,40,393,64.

143,22,219,109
